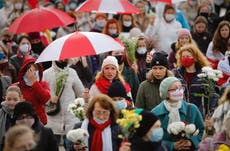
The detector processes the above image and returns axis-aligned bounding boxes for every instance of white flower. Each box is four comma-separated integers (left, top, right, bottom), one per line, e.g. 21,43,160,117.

74,98,85,106
185,124,196,135
197,73,206,78
67,128,89,143
213,77,219,82
193,129,199,136
202,66,213,73
167,122,185,135
67,103,76,112
76,107,84,112
207,72,216,80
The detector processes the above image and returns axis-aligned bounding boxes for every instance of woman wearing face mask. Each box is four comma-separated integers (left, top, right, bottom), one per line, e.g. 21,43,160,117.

178,0,201,27
151,4,182,54
91,13,107,33
191,16,212,54
151,77,204,151
18,57,51,125
12,101,59,151
119,14,136,33
9,36,37,73
173,44,216,117
169,28,197,69
120,110,168,151
107,79,132,111
136,51,174,110
8,0,24,24
135,36,148,82
206,21,230,69
71,94,122,151
103,18,121,38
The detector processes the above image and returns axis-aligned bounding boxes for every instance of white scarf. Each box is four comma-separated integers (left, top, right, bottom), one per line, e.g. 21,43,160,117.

81,118,113,151
164,100,182,125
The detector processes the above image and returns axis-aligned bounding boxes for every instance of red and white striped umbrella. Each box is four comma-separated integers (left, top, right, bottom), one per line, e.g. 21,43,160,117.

148,0,186,3
76,0,140,14
36,32,124,63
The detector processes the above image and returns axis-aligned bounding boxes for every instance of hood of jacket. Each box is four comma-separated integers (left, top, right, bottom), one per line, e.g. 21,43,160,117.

18,57,43,82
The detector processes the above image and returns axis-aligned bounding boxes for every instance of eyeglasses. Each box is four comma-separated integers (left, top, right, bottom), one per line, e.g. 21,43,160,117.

93,110,110,116
16,114,33,120
168,87,184,92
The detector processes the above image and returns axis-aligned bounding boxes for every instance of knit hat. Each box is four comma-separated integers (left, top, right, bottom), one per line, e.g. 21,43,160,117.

159,77,179,100
151,51,169,68
107,79,126,98
177,28,191,39
101,56,119,70
14,102,37,120
136,110,159,138
28,32,41,40
217,56,230,75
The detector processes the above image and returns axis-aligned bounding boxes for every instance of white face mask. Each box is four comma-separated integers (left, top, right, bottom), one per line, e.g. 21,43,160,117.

123,21,132,27
96,19,106,27
137,47,147,54
169,88,184,101
165,14,175,22
23,71,40,86
108,29,117,35
93,116,108,124
15,2,22,10
114,99,127,110
19,44,30,53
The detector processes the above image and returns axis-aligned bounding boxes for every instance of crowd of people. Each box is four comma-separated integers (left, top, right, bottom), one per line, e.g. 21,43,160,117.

0,0,230,151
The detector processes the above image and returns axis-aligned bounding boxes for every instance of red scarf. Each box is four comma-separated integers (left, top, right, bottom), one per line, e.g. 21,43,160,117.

95,77,131,94
89,118,112,151
95,77,111,94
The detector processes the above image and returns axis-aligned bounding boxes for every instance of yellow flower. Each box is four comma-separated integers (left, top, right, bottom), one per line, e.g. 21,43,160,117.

218,144,230,151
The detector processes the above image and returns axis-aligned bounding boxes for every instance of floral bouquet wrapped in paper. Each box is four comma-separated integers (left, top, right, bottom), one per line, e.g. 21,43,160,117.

116,109,142,141
68,98,85,121
167,121,199,141
67,128,89,150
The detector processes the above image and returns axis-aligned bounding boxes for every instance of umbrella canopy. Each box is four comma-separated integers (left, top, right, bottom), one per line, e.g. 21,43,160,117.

36,32,125,63
76,0,140,14
148,0,186,3
9,7,75,34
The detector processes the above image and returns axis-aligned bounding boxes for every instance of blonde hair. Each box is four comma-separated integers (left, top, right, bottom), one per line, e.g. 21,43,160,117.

6,85,22,97
176,44,210,67
218,87,230,105
4,125,35,151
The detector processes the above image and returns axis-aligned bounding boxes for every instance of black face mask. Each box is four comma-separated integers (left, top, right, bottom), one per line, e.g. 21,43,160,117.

199,12,209,18
115,55,124,65
55,61,68,69
31,42,45,55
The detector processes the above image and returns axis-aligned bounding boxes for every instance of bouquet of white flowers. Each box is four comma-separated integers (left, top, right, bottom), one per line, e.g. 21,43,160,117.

167,121,199,141
196,66,222,116
68,98,85,121
67,128,89,149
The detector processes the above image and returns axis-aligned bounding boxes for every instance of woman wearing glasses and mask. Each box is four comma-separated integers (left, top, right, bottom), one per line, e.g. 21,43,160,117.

71,94,121,151
152,77,204,151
